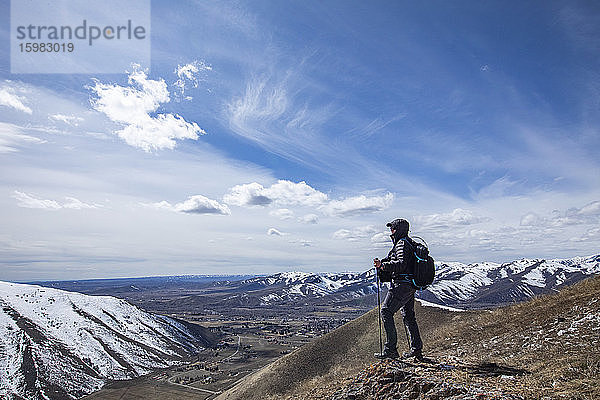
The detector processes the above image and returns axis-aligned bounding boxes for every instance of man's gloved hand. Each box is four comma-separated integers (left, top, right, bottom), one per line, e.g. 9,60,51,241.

373,257,382,269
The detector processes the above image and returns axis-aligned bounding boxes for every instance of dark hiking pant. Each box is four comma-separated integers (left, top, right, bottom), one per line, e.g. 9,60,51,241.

380,282,423,354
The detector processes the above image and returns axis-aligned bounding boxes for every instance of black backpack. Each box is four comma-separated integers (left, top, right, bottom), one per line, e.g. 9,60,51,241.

404,237,435,290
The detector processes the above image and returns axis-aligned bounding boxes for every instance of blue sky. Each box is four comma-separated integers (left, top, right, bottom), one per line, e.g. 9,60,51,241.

1,0,599,281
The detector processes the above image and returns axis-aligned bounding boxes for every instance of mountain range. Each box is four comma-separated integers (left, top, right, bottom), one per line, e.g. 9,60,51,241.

229,254,599,309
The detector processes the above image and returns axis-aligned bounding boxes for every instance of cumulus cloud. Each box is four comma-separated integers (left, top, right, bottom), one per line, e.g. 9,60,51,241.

150,195,231,215
267,228,285,236
224,180,328,208
270,208,294,220
173,60,212,100
89,64,205,152
223,182,273,206
320,193,393,217
332,225,378,241
414,208,490,229
12,191,97,210
225,181,394,219
0,86,32,114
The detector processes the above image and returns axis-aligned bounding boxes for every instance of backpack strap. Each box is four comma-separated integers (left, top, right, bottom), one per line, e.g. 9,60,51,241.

403,237,427,262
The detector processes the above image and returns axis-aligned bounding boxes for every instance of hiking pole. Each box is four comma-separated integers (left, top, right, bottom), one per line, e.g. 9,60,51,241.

403,320,411,353
375,266,383,356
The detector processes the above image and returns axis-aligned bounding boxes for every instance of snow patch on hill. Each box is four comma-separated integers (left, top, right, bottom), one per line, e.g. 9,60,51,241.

0,281,207,400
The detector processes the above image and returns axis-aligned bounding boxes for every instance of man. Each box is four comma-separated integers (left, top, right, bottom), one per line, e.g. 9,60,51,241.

374,218,423,360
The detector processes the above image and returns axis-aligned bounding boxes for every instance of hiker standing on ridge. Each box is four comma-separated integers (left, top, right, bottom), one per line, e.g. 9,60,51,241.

374,218,423,360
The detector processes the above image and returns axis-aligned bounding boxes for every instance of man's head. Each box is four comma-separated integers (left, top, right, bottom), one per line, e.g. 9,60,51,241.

386,218,409,237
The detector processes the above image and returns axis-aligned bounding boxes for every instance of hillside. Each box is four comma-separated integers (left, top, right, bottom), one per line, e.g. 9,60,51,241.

215,300,458,400
216,275,600,400
0,281,215,400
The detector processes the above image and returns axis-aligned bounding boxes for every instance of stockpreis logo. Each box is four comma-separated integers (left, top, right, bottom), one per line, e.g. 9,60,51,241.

10,0,151,74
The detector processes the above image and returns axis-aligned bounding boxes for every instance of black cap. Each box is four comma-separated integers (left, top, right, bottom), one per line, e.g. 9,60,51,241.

386,218,409,233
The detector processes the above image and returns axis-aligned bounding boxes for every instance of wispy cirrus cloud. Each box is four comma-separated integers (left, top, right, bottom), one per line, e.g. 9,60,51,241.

225,71,370,177
0,122,46,153
0,84,32,114
89,64,206,152
149,195,231,215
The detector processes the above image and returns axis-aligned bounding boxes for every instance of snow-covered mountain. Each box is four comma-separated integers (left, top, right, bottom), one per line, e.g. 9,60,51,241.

242,271,377,304
0,281,210,400
422,254,600,307
235,254,599,308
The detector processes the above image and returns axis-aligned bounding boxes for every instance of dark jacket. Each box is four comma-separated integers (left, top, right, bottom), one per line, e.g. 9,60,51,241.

380,230,415,281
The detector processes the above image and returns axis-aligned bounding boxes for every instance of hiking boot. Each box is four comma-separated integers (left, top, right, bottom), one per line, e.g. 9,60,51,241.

374,351,399,360
402,349,423,360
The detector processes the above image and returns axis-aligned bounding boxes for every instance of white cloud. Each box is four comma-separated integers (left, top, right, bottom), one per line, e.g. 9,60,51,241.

267,180,328,206
11,191,97,210
173,60,212,99
520,212,543,227
371,232,392,248
520,200,600,228
223,182,273,206
49,114,83,126
298,213,319,224
150,195,231,215
332,225,378,241
228,77,288,140
578,200,600,216
270,208,294,220
475,176,521,199
0,86,32,114
12,191,60,210
267,228,285,236
0,122,46,153
414,208,490,229
321,193,393,217
225,182,394,219
89,64,205,152
224,180,328,208
63,197,98,210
